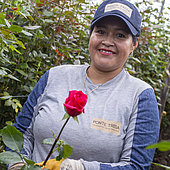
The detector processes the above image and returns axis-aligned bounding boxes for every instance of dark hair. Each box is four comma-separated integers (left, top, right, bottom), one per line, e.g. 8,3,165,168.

132,36,137,45
89,26,94,36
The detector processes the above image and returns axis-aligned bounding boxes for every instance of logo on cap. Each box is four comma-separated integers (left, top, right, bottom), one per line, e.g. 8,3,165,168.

104,3,133,18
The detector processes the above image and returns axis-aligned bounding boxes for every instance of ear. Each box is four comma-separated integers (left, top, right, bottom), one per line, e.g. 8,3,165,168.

130,37,139,55
133,37,139,50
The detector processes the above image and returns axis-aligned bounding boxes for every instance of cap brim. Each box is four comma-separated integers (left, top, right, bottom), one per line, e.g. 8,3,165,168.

91,13,138,36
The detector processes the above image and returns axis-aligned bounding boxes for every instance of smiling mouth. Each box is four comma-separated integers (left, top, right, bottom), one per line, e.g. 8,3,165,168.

99,49,116,55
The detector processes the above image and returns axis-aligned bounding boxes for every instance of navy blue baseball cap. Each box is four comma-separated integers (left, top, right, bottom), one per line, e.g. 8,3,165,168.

91,0,142,36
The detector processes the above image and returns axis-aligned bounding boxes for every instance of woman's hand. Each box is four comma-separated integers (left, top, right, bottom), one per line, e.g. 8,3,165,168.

35,158,64,170
60,159,84,170
35,158,84,170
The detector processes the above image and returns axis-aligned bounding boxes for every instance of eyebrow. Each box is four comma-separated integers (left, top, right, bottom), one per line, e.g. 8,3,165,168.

95,25,130,34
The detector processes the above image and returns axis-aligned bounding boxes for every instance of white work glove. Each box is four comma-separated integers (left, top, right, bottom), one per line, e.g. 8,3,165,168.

8,162,25,170
60,159,84,170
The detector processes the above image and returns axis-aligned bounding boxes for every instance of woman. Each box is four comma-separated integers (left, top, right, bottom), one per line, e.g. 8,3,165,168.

9,0,160,169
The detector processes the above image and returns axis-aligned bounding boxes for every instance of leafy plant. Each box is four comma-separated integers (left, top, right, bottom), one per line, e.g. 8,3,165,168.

0,125,41,169
0,125,72,169
42,138,73,161
0,0,95,129
146,141,170,169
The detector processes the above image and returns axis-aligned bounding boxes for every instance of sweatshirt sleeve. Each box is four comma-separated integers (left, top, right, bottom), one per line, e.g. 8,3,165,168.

82,88,160,170
6,70,49,159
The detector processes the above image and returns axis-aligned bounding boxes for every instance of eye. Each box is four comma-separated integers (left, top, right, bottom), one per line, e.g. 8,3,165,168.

96,29,105,35
117,33,126,38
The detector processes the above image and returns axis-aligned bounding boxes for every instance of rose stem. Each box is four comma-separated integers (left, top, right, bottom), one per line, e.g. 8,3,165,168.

43,117,70,166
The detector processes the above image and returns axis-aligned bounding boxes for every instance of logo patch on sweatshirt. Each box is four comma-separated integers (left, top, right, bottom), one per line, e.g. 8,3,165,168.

91,118,121,135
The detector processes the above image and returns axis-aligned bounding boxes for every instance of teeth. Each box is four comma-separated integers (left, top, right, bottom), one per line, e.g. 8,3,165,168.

100,50,112,54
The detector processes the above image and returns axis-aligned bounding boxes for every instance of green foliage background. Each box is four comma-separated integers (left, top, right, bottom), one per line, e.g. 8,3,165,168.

0,0,169,169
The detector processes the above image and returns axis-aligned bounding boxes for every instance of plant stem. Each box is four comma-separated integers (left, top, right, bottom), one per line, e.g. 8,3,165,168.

43,117,70,166
18,152,27,166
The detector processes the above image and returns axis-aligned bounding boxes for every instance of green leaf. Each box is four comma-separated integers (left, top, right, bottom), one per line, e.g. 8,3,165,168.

27,16,34,21
35,0,43,4
43,19,53,23
0,151,21,164
8,45,21,54
132,57,141,63
152,162,170,169
63,144,73,158
0,96,12,100
0,69,7,76
4,19,10,28
24,26,41,30
1,125,24,152
6,74,20,81
18,12,27,19
43,10,53,17
146,141,170,151
10,25,23,33
23,157,35,165
0,14,5,25
62,111,70,120
16,39,26,49
21,165,42,170
73,116,79,124
6,121,13,126
42,138,55,145
50,129,57,139
56,146,64,161
16,69,28,77
3,92,10,96
5,99,13,106
21,30,33,36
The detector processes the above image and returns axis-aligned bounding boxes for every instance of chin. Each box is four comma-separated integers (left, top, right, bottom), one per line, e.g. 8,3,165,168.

96,66,115,72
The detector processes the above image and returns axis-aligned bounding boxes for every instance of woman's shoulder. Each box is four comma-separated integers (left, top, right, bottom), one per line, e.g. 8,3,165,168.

46,64,88,85
124,70,153,94
50,64,87,74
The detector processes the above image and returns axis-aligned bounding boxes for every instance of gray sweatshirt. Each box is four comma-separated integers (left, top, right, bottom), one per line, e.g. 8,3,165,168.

12,65,160,169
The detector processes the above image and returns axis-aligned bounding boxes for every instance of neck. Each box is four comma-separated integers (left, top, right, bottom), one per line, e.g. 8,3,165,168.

87,66,123,84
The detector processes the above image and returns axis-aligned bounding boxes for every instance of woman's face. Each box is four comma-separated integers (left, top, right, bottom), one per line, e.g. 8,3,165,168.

89,16,138,75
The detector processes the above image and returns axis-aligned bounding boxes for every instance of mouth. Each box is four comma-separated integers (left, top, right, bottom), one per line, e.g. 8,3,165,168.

99,49,116,55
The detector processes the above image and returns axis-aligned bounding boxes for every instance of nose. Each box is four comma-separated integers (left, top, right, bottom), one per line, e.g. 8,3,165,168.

102,35,115,47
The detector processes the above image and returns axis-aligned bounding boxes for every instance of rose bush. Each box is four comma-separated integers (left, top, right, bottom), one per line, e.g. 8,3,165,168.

64,90,88,117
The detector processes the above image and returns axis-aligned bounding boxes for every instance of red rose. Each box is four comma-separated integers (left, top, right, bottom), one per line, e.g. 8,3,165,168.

64,90,88,117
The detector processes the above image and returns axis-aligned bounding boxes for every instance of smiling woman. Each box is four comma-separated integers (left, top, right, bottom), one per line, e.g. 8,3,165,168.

7,0,160,170
88,16,139,84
